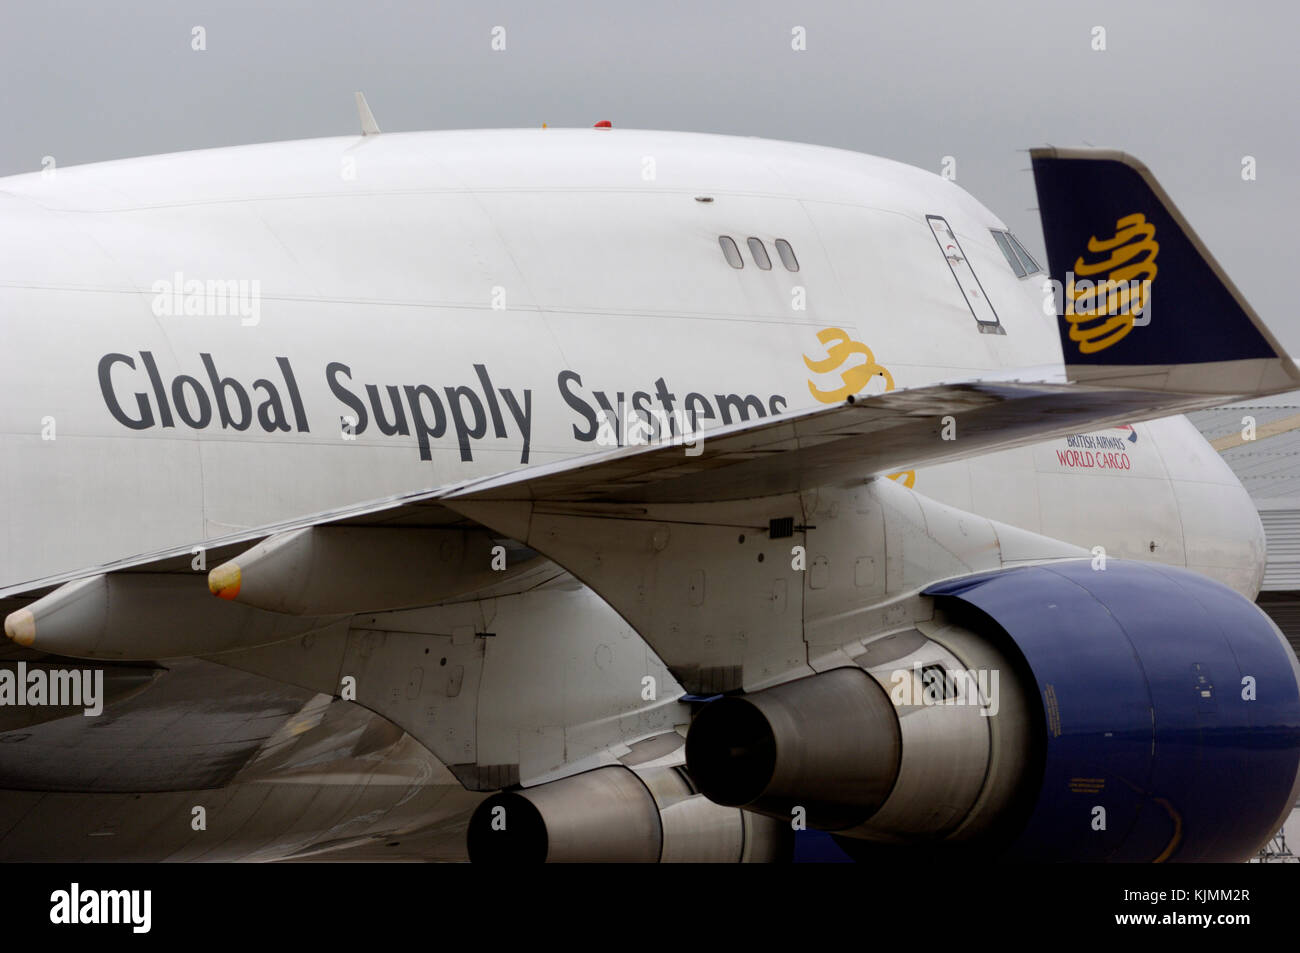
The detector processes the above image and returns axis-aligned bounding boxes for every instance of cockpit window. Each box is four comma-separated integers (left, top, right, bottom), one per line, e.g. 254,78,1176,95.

991,230,1026,278
990,229,1042,278
1007,233,1041,275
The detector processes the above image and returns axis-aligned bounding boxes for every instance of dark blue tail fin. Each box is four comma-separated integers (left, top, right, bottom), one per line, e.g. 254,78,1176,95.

1030,147,1295,394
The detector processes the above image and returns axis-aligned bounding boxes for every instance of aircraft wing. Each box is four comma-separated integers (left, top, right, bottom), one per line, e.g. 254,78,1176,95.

0,374,1268,608
4,367,1292,659
438,378,1245,505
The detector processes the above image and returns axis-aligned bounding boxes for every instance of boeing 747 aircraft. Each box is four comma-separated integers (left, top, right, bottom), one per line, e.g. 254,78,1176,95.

1,124,1297,862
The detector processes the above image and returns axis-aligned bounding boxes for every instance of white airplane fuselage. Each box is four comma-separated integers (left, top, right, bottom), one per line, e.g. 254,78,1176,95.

0,129,1262,596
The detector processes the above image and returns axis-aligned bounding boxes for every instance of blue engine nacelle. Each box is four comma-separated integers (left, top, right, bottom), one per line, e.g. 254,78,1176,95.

925,559,1300,861
686,559,1300,862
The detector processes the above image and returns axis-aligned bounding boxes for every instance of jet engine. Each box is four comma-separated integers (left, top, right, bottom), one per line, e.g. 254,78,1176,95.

466,763,790,863
685,560,1300,862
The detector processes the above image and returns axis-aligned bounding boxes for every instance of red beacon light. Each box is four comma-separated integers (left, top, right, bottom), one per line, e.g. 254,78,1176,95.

593,120,612,129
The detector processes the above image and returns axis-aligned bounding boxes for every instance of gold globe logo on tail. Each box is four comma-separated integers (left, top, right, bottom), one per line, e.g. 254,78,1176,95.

1065,213,1158,354
803,327,914,488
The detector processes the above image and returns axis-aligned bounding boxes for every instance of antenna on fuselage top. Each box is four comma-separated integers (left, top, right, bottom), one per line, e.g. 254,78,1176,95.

354,92,381,136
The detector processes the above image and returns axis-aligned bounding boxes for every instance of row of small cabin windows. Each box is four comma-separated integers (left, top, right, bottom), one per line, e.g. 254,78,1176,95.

990,229,1042,278
719,236,800,272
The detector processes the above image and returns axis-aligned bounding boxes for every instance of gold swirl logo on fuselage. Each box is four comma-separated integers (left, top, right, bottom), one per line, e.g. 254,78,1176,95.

804,327,894,402
1065,212,1158,354
803,327,914,488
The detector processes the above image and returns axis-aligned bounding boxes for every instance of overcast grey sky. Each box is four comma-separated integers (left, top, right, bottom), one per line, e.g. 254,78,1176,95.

4,0,1296,346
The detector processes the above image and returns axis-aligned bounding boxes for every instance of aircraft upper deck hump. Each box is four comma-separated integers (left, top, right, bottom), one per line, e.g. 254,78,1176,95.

0,129,980,223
